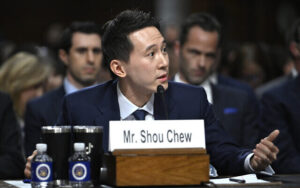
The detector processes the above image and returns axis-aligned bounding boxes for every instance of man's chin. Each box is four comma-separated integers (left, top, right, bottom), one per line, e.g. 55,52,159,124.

78,78,97,87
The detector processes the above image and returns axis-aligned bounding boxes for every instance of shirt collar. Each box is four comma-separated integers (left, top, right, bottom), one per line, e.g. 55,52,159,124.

64,78,79,95
174,72,217,104
117,82,154,120
64,77,98,95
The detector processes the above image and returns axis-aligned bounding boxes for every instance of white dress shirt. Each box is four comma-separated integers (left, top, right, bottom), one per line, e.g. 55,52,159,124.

174,73,217,104
117,82,154,120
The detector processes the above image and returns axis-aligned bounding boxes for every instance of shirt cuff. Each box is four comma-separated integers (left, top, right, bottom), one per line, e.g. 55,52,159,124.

244,153,275,175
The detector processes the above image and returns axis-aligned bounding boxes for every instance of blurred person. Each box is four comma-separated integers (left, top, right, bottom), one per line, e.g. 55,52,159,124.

256,45,296,99
174,13,259,148
260,18,300,173
235,43,267,89
0,91,25,179
37,46,65,92
163,24,180,79
24,21,105,157
0,52,51,129
175,13,260,114
25,10,280,178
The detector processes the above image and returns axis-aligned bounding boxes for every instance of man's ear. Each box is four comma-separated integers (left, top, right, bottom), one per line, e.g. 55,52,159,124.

290,42,300,58
59,49,69,66
110,60,126,78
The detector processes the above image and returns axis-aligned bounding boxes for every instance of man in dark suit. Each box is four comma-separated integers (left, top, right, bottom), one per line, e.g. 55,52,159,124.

260,18,300,173
0,91,25,178
24,9,279,178
173,13,259,148
24,22,104,157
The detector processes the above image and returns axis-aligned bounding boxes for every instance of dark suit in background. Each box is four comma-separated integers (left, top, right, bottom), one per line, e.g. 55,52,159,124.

261,75,300,173
212,84,259,148
0,91,25,178
24,85,65,157
218,74,260,111
255,74,294,99
58,80,251,175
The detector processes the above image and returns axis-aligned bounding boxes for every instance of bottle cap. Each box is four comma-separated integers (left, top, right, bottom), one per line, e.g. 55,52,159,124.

74,143,85,152
36,143,47,152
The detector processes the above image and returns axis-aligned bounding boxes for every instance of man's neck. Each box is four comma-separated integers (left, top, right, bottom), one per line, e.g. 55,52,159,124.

119,80,152,107
66,73,96,90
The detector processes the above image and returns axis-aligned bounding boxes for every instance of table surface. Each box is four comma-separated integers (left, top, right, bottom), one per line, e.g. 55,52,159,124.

2,174,300,188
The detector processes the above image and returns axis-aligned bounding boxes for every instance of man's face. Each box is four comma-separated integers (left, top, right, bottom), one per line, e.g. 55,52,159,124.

122,26,169,94
179,26,219,85
64,32,102,87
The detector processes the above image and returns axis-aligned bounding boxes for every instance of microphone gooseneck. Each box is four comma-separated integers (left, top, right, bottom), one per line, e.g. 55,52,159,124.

157,85,169,119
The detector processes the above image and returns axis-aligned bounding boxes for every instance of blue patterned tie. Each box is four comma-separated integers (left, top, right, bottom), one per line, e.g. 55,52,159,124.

133,110,147,120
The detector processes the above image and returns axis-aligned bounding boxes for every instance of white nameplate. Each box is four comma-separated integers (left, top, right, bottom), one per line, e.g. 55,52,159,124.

109,120,205,152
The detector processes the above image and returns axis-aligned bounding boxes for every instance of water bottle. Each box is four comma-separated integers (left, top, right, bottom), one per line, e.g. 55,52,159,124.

31,143,53,188
69,143,92,187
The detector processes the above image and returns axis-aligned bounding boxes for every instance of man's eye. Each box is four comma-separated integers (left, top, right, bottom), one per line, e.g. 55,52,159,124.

149,52,154,57
162,47,167,53
93,49,101,54
77,49,86,54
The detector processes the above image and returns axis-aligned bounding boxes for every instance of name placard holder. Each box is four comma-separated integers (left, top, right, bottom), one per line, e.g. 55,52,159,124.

102,120,210,186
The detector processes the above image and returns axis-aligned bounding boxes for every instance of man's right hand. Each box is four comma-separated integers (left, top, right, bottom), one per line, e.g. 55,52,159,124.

24,150,37,178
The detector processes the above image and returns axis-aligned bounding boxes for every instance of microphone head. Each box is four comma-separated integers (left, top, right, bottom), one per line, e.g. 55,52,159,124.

157,85,165,94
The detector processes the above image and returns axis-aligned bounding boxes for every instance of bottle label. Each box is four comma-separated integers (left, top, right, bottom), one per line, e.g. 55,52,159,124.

31,162,52,182
69,161,91,181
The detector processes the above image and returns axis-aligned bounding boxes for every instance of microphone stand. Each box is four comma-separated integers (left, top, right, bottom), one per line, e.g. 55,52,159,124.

157,85,169,120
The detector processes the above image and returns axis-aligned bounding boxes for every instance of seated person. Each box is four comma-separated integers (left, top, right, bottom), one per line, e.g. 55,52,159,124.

25,9,279,178
0,91,25,178
260,18,300,173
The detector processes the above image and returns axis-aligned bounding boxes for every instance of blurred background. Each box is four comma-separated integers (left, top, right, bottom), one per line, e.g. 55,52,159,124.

0,0,299,88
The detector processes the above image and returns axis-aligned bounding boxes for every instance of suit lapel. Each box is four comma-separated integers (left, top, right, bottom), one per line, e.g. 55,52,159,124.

54,85,66,119
94,80,121,125
154,84,177,120
292,75,300,99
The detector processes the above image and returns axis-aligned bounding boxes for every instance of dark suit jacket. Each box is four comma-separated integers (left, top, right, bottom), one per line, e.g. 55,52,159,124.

58,80,251,175
24,85,65,157
218,74,260,112
0,92,25,178
261,75,300,173
255,74,294,99
212,84,259,148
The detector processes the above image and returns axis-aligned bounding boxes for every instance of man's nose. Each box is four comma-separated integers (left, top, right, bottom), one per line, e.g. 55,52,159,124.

87,51,95,63
197,55,206,67
158,52,169,69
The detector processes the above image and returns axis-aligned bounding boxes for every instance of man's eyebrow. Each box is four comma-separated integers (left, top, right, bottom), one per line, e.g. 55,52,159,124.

145,40,167,51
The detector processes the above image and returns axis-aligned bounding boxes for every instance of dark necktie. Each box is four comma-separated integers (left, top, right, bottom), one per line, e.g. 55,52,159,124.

133,109,147,120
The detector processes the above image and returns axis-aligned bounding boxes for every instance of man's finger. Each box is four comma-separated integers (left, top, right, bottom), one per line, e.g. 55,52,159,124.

261,139,279,154
266,129,280,142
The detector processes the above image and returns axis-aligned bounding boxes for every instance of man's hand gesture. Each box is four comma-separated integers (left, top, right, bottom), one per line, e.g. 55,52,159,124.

251,130,280,171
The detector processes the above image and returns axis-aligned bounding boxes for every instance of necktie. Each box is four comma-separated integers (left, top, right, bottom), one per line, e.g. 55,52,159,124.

133,109,147,120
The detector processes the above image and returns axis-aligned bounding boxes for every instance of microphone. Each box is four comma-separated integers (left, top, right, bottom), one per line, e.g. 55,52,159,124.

157,85,169,119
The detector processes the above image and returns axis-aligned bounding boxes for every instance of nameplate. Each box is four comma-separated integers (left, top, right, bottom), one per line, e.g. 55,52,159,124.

109,120,205,152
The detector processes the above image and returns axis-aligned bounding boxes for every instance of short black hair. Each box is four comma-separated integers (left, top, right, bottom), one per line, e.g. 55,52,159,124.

101,10,160,79
59,21,101,53
179,13,222,47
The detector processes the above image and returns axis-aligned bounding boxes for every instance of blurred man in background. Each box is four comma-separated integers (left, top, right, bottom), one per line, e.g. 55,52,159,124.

24,21,108,157
260,18,300,173
174,13,259,148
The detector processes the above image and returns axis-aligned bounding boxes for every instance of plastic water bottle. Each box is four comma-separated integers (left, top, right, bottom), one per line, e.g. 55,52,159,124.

31,143,53,188
69,143,92,188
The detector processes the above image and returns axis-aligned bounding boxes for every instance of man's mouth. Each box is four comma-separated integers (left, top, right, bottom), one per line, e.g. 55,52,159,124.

158,74,168,82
